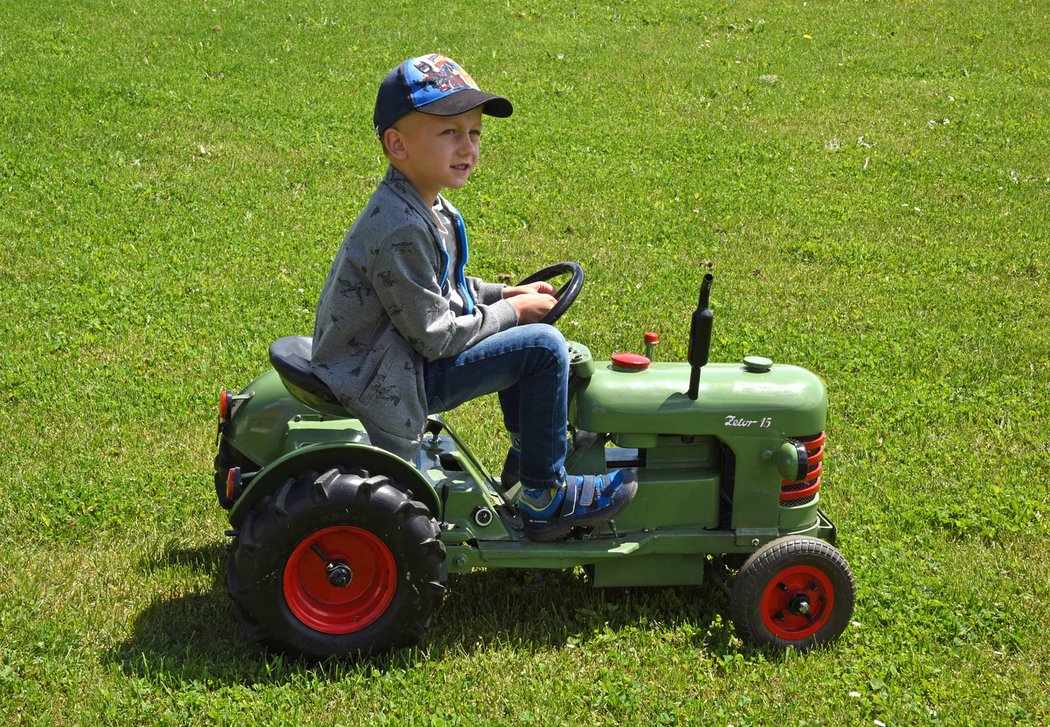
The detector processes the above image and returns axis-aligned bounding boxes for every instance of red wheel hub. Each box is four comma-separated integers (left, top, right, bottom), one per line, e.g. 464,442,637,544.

760,564,834,640
283,526,397,634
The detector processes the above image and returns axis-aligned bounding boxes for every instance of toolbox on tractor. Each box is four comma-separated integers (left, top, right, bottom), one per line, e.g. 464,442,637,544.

214,266,854,659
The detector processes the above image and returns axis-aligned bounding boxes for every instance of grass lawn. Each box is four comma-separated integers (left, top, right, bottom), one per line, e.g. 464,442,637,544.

2,0,1047,723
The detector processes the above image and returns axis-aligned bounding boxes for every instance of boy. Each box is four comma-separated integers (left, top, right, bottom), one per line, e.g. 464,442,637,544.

311,54,636,541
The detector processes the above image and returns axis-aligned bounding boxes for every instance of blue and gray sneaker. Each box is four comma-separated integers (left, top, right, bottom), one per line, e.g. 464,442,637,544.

518,470,638,542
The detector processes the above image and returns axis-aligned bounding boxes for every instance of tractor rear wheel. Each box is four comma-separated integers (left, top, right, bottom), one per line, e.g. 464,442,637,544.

730,536,854,650
227,467,445,659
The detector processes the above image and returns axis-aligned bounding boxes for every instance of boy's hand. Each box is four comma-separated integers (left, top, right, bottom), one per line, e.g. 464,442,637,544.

502,282,557,298
507,293,557,323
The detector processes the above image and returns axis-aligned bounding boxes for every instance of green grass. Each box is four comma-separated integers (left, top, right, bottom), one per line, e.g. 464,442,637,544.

2,0,1048,723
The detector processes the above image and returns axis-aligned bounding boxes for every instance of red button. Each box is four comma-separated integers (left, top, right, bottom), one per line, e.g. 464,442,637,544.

611,353,651,371
644,332,659,345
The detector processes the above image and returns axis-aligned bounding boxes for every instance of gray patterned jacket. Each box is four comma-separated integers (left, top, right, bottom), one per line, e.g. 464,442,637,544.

311,165,518,461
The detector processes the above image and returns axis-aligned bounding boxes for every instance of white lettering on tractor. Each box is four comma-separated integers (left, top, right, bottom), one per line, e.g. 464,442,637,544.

724,415,774,428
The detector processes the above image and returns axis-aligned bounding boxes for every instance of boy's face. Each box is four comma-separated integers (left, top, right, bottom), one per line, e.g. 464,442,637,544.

384,107,484,204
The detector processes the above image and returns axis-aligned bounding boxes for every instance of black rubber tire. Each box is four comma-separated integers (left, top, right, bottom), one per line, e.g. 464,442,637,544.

730,536,854,650
227,467,446,659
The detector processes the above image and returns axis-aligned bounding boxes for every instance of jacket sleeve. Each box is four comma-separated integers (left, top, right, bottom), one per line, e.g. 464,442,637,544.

469,278,507,305
371,223,518,361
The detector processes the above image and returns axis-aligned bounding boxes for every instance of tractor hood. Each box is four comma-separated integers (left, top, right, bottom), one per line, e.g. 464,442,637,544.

570,360,827,438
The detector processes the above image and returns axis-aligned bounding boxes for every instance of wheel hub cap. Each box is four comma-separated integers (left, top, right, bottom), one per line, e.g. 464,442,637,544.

789,593,811,615
326,561,353,588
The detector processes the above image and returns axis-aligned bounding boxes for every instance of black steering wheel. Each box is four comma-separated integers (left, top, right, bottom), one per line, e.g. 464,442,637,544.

516,261,584,325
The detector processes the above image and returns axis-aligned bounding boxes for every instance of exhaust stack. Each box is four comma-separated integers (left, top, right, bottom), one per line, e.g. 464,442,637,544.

686,273,714,400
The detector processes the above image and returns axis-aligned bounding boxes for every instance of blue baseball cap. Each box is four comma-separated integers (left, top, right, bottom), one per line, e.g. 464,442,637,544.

374,54,513,138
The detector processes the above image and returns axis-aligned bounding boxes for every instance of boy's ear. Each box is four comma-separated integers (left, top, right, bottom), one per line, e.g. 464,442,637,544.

382,128,408,160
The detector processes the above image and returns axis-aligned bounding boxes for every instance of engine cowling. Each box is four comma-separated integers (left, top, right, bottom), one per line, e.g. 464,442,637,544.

569,359,827,441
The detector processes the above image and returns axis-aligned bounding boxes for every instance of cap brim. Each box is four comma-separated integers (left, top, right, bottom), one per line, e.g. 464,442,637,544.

417,89,513,118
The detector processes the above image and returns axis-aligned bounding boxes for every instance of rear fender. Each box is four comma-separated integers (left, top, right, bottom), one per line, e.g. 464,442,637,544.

228,442,441,527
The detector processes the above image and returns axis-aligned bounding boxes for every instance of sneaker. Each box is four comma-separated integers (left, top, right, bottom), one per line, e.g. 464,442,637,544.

519,470,638,542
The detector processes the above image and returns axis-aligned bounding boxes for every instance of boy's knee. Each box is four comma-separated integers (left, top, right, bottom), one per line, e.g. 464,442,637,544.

530,323,566,347
523,323,568,367
520,321,562,348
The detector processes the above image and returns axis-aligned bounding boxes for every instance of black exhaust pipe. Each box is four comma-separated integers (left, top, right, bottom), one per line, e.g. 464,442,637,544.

686,273,714,400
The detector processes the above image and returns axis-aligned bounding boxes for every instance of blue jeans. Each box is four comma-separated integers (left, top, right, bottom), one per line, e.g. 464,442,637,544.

424,324,568,488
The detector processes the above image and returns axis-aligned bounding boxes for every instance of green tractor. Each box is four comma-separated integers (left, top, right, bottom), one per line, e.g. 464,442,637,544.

214,266,855,659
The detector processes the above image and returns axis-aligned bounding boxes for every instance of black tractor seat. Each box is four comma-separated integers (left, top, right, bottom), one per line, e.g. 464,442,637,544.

268,336,342,406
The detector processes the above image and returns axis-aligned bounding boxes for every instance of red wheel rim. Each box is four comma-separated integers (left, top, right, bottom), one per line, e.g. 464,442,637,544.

760,564,834,640
283,526,397,634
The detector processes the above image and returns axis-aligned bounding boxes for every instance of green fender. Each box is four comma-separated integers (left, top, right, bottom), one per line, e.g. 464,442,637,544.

228,442,441,527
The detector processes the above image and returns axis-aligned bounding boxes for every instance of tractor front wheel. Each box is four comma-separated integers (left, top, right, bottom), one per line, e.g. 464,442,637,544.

227,467,445,659
730,536,854,650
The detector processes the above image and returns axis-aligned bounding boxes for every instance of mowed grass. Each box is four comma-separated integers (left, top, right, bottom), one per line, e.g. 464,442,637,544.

1,0,1047,723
